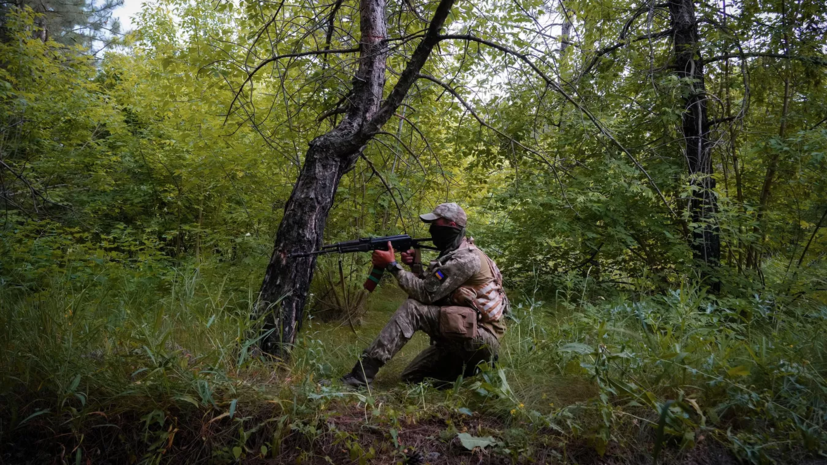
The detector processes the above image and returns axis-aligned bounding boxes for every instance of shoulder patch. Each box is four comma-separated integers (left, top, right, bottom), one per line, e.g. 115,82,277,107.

434,270,446,281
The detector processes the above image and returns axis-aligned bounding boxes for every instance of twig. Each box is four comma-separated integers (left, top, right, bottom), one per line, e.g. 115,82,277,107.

393,112,448,184
323,0,346,62
0,159,67,212
620,3,670,40
402,0,428,22
375,131,426,173
703,52,827,66
580,29,673,76
808,116,827,130
226,47,360,124
796,208,827,269
365,0,458,132
244,1,286,70
359,153,407,233
436,34,677,218
417,73,576,213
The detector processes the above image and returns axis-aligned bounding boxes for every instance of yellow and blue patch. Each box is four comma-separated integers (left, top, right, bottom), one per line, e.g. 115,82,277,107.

434,270,445,281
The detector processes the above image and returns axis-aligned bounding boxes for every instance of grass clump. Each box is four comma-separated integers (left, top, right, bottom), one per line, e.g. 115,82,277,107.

1,262,826,464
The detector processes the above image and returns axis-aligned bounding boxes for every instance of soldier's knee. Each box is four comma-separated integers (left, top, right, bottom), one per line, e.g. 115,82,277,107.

397,298,421,315
391,299,420,338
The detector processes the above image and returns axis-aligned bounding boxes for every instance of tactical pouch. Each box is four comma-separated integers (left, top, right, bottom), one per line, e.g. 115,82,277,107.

439,306,478,340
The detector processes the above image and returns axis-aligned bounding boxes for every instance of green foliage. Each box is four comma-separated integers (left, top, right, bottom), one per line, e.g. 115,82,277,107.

1,0,123,47
1,0,826,463
0,6,283,290
3,268,824,463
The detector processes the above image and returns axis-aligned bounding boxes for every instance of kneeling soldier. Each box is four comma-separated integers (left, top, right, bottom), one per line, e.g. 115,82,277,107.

341,203,508,387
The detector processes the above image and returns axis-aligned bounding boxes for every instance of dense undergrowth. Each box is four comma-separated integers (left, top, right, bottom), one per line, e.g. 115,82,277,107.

2,1,827,463
1,258,825,464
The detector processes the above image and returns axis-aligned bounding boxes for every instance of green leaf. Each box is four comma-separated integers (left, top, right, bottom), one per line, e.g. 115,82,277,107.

559,343,593,354
174,395,200,407
457,432,497,450
68,374,81,392
727,366,750,377
229,399,238,418
18,408,50,427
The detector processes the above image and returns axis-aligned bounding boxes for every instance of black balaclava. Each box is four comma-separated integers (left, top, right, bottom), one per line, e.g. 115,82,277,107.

429,223,466,255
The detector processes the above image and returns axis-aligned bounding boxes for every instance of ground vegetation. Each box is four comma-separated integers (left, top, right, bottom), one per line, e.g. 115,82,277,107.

0,0,826,463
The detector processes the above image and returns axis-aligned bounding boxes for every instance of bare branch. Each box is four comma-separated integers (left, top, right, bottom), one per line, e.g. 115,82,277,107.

318,106,348,123
366,0,457,132
317,90,353,122
359,153,407,232
703,52,827,66
620,3,669,40
417,73,576,213
809,116,827,130
323,0,345,62
245,0,286,70
402,0,428,23
226,47,360,124
394,113,434,160
709,116,736,126
580,29,674,76
375,131,426,173
370,136,414,170
436,34,678,218
393,112,450,184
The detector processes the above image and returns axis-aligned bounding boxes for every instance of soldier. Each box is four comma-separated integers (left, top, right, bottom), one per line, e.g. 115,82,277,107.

341,203,509,387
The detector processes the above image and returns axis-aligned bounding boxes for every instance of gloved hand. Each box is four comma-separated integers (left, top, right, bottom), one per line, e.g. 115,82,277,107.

371,241,396,269
400,249,415,266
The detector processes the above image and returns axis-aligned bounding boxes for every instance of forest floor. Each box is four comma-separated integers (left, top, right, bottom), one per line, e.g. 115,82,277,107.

2,272,826,464
247,288,823,465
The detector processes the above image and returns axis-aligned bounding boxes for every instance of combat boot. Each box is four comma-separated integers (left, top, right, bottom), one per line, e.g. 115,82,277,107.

341,357,382,388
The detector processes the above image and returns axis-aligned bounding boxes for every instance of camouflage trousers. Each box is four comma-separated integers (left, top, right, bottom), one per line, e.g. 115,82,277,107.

362,298,499,384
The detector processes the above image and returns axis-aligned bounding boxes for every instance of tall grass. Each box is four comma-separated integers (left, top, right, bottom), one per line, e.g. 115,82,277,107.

488,282,827,462
0,262,277,462
1,262,826,463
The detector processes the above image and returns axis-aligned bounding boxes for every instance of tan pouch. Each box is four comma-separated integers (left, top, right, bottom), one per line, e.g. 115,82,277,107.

439,306,478,340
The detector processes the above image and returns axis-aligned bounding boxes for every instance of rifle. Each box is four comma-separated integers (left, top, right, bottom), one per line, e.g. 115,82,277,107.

290,235,437,292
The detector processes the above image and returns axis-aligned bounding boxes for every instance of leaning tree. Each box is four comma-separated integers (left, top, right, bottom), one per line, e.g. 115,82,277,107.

232,0,769,356
232,0,462,357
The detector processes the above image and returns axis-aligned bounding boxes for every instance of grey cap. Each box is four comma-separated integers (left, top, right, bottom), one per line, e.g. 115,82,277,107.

419,203,467,227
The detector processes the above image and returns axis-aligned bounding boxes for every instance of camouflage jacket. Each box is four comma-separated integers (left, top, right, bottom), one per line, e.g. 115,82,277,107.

391,240,507,337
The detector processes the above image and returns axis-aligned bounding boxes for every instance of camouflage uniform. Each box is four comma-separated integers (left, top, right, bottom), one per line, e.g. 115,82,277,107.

361,239,507,383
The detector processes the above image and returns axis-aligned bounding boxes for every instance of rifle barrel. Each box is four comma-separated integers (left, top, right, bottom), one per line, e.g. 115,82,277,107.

289,235,436,257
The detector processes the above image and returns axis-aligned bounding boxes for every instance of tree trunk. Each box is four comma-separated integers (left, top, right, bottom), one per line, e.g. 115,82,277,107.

669,0,721,292
255,0,457,357
256,0,388,357
257,139,359,356
750,0,791,269
559,0,573,55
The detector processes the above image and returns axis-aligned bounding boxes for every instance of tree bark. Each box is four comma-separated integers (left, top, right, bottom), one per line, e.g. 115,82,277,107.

750,0,791,269
669,0,721,292
256,0,457,357
559,0,573,55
